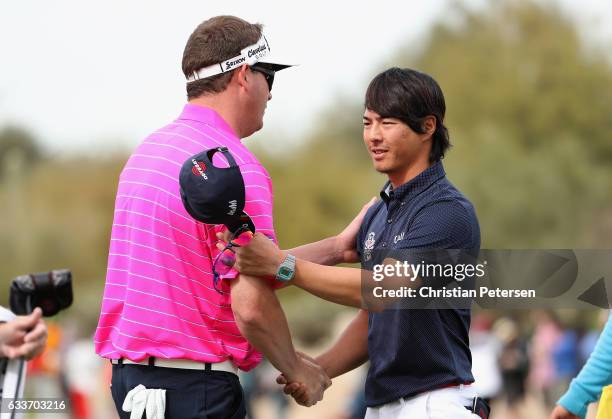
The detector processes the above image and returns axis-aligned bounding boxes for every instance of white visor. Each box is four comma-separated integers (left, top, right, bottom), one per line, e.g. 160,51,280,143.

186,34,292,83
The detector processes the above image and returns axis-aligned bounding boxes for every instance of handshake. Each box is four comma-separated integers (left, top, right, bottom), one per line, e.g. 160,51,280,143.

279,351,332,407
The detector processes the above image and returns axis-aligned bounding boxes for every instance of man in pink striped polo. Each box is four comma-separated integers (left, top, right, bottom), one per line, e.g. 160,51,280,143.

94,15,338,418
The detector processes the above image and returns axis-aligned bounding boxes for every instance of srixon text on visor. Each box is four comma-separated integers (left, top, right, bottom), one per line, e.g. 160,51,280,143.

224,45,268,71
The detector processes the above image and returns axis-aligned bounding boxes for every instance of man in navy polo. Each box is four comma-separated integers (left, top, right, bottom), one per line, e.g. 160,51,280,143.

221,68,483,418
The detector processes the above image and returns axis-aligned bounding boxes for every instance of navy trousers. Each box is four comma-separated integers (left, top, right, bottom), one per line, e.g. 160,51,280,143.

111,364,246,419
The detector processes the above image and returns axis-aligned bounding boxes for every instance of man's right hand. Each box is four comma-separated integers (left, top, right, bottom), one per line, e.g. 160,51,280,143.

282,352,331,407
216,231,285,278
549,405,580,419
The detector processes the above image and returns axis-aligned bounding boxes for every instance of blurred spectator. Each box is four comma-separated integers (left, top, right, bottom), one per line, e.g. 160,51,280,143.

26,321,61,376
343,388,367,419
530,310,563,408
578,327,600,368
551,327,580,403
495,317,529,417
470,312,503,405
63,339,105,419
334,368,368,419
25,321,69,418
259,361,289,419
240,361,289,419
240,369,259,418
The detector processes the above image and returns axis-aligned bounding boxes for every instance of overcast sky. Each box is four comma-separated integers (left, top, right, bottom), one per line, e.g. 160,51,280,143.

1,0,610,154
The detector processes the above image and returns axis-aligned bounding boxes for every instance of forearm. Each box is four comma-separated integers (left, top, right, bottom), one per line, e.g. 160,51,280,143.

288,236,342,266
292,260,363,308
558,313,612,417
316,310,369,378
231,275,299,379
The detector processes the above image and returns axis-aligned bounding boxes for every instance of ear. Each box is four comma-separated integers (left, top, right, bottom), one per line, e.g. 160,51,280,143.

421,116,437,141
233,65,250,91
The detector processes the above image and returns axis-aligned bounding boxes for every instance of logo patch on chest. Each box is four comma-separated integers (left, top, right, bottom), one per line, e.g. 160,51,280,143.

393,232,405,244
363,232,376,261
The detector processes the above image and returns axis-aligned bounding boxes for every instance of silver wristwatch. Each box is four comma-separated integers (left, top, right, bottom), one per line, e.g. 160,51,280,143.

276,254,296,282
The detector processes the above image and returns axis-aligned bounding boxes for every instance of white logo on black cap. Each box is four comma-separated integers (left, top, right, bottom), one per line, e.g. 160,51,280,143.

228,200,238,216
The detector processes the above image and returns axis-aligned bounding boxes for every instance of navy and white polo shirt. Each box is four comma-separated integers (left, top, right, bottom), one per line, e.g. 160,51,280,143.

357,161,481,407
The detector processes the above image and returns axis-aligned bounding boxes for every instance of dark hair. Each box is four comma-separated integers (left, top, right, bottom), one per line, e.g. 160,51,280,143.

182,16,262,99
365,68,451,162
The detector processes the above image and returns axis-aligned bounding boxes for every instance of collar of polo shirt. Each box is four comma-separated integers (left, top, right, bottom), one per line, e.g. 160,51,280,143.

379,162,447,205
186,35,271,83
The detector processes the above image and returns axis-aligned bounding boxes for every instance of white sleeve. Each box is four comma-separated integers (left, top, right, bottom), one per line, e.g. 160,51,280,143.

0,306,16,322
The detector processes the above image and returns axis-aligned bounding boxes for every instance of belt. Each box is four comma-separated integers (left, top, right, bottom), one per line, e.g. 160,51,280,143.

111,357,238,375
437,381,473,390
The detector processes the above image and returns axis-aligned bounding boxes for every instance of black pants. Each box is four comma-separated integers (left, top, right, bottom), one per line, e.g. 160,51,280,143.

111,364,246,419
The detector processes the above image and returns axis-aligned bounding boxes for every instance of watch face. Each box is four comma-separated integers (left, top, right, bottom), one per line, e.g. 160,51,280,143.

279,267,290,277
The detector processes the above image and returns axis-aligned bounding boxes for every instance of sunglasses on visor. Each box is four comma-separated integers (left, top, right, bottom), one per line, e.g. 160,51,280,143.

250,65,275,92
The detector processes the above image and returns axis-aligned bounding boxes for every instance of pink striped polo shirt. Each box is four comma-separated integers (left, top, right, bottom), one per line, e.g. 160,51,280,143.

94,104,277,371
